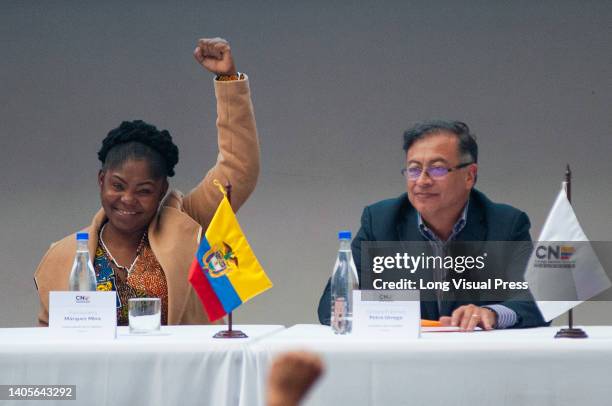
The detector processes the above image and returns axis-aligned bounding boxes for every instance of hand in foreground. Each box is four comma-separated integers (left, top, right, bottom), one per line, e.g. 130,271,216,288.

267,351,324,406
193,37,237,76
439,304,497,331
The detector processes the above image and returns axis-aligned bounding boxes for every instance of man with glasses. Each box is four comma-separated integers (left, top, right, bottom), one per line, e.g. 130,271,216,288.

317,120,546,330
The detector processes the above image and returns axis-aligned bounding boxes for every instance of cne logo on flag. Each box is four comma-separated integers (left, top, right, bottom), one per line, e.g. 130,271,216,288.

204,242,238,278
560,245,575,260
525,183,612,322
534,244,577,268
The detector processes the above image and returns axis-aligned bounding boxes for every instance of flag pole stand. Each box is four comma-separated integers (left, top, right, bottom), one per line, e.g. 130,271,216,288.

214,311,248,338
213,181,248,339
554,165,588,339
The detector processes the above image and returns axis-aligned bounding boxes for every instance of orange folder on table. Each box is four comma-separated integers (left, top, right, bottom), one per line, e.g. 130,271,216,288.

420,319,442,327
420,319,481,332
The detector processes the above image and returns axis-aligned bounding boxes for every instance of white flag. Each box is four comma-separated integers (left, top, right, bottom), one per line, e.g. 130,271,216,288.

524,183,611,321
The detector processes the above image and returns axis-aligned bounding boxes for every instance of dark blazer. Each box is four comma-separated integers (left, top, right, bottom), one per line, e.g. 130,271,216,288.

317,189,548,328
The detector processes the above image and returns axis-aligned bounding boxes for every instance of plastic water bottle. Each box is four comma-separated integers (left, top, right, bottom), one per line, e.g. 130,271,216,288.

331,230,359,334
68,232,97,291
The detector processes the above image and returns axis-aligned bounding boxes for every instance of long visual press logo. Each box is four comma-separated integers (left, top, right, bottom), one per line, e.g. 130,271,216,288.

534,245,576,269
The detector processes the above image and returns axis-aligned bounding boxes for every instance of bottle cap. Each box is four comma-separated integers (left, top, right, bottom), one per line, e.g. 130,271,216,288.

338,230,351,240
76,232,89,241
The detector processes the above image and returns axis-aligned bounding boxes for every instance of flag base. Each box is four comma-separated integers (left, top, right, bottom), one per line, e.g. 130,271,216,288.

213,329,248,339
212,312,247,338
554,327,588,339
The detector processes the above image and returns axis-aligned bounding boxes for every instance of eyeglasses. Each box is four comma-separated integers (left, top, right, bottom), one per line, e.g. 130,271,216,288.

401,162,473,180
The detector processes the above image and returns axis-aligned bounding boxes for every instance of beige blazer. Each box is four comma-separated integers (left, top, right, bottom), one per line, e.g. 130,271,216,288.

34,78,260,326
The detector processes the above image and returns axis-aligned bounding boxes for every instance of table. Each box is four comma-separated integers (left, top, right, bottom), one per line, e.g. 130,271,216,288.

245,324,612,406
3,324,612,406
0,325,283,406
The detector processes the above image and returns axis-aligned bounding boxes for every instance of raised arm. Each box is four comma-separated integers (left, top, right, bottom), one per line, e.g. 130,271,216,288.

182,37,260,226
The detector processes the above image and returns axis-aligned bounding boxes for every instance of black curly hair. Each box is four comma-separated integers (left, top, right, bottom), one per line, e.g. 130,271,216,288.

98,120,179,178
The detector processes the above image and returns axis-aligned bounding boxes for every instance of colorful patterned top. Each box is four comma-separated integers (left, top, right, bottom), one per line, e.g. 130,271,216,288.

93,234,169,326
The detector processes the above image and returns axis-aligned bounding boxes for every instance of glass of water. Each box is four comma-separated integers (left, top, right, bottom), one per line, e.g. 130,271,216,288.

129,298,161,334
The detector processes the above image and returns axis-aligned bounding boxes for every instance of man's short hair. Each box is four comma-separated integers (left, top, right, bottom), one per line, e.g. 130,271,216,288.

402,120,478,164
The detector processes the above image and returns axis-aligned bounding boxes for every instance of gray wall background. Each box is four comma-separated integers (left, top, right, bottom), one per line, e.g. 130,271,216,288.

1,0,611,327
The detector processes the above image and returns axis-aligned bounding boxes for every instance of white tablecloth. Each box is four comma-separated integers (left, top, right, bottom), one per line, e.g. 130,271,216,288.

3,324,612,406
0,325,283,406
245,324,612,406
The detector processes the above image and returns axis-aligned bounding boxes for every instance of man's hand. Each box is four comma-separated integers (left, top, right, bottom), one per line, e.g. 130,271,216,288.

193,37,237,76
267,351,324,406
439,304,497,331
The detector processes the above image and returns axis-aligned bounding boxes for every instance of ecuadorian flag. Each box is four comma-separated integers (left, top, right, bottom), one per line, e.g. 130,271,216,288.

188,190,272,322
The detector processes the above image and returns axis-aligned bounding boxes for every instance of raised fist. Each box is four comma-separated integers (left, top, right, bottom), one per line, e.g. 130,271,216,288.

193,37,237,76
266,351,324,406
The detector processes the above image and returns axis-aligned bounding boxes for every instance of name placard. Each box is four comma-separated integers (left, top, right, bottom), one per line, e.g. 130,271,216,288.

49,291,117,339
352,290,420,339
